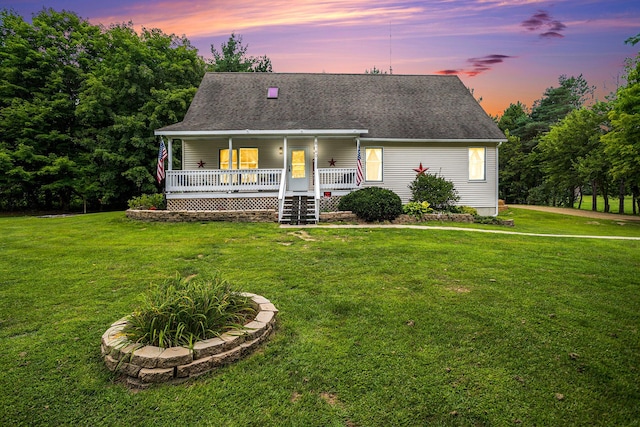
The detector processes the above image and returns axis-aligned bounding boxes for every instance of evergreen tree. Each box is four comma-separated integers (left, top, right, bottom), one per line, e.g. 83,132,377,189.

207,33,272,72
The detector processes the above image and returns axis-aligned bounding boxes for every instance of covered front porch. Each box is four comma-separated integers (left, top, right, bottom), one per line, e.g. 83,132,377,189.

156,130,366,222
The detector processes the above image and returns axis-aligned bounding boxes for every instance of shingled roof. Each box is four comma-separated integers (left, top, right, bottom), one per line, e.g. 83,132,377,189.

156,73,505,140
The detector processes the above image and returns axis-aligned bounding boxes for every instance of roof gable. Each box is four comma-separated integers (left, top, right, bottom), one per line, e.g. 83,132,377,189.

157,73,505,140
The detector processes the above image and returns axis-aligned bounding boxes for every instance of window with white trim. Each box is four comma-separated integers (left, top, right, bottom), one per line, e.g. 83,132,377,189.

220,148,259,183
219,148,259,169
469,147,485,181
365,147,383,181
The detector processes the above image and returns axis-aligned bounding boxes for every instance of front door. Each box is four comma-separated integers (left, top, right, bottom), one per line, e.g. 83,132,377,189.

288,147,308,192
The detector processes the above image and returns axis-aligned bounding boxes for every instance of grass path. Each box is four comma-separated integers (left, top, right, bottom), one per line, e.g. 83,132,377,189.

286,223,640,240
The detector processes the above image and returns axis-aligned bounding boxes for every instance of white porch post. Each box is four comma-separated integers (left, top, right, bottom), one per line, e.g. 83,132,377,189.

313,136,318,174
356,137,362,187
167,138,173,171
228,137,233,170
282,136,287,169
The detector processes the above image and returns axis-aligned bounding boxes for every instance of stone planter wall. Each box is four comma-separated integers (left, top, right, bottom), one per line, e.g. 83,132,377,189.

101,293,278,388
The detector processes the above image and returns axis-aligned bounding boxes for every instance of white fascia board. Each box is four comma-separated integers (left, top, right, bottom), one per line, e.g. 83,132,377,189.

358,137,506,144
155,129,368,137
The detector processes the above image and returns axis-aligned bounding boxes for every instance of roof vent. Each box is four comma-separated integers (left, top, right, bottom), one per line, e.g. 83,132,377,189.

267,87,279,99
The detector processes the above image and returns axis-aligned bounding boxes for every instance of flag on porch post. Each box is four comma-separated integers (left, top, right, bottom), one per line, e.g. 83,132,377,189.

356,142,363,187
156,139,168,183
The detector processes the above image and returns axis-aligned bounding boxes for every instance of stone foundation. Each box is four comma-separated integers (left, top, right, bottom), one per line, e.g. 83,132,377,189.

101,293,278,388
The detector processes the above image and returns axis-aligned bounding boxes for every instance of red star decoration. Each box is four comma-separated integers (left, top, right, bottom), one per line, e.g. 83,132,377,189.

328,158,336,166
197,160,206,168
413,162,429,175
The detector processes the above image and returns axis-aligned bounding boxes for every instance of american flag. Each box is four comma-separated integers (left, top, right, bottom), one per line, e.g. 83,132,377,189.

156,139,168,183
356,145,363,187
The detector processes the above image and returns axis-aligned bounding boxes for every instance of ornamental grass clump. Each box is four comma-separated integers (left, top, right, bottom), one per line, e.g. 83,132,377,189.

123,273,255,348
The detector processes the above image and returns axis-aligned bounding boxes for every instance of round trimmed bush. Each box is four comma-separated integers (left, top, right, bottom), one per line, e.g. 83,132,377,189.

337,187,403,222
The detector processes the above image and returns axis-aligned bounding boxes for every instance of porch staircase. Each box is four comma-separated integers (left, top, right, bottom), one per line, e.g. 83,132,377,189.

280,195,317,224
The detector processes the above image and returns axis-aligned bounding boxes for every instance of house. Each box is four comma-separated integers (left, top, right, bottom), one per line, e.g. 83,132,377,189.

154,73,506,222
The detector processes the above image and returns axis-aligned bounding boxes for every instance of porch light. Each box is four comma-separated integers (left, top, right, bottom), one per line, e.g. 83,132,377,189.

278,147,283,155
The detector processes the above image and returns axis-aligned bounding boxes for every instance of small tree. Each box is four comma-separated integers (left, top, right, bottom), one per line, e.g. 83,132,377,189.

409,173,459,211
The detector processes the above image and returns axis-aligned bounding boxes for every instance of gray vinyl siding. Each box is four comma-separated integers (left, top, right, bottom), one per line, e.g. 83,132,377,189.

182,138,358,170
180,138,497,213
317,139,358,168
361,141,497,211
182,138,285,170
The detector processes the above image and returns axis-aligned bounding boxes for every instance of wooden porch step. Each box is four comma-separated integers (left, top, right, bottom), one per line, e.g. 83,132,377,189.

280,195,317,225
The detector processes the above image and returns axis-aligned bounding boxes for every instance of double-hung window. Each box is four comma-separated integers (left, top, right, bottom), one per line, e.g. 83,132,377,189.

468,147,485,181
220,148,259,183
365,147,383,182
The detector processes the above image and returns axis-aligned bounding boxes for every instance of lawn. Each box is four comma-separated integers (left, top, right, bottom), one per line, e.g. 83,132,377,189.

0,211,638,426
573,194,637,215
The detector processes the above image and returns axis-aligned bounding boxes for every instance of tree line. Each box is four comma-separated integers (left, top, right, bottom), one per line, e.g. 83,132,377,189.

498,34,640,214
0,9,269,211
1,8,639,214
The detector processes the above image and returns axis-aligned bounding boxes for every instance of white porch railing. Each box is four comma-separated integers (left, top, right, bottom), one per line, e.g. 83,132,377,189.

166,169,283,193
166,168,358,194
318,168,357,190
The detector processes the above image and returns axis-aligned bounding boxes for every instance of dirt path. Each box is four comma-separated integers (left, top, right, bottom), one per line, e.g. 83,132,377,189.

509,204,640,222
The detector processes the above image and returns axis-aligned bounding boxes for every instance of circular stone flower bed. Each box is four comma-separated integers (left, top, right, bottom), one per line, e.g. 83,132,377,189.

101,293,278,388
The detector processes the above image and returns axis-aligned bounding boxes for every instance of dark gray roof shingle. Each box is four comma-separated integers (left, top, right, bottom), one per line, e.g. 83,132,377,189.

157,73,505,140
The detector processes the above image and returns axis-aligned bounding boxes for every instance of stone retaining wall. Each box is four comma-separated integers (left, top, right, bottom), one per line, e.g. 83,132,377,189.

319,211,359,222
126,209,277,222
126,209,513,226
391,213,475,224
101,293,278,388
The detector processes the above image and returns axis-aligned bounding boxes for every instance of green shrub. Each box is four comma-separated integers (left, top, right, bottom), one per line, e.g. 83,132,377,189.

338,187,403,222
127,193,166,210
448,205,478,216
123,273,255,348
403,201,433,218
409,173,460,211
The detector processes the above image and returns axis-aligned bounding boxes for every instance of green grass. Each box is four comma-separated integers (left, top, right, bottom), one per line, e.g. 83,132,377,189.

420,207,640,238
573,194,637,215
1,212,639,426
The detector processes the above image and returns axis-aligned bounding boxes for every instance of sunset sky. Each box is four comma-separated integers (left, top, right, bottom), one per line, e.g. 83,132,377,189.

4,0,639,116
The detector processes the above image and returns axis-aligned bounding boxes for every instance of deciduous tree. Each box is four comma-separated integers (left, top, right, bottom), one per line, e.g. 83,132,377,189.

602,39,640,214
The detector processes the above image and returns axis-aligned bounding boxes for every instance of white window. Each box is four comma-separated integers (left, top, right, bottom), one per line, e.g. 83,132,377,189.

365,147,383,182
220,148,259,170
220,148,259,183
469,147,485,181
